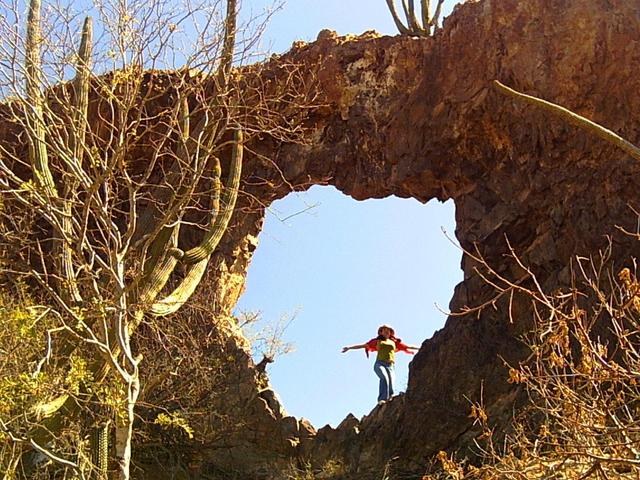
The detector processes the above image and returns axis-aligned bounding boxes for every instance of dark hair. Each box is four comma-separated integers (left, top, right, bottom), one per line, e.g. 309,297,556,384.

377,324,395,336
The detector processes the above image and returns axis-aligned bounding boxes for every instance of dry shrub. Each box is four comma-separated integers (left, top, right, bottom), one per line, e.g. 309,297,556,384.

427,237,640,479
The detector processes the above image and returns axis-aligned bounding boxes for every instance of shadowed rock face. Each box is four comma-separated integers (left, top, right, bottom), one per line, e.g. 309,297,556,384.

200,0,640,476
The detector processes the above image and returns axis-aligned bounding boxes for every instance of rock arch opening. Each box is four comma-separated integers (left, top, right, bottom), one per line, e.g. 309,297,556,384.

235,185,462,427
187,2,640,475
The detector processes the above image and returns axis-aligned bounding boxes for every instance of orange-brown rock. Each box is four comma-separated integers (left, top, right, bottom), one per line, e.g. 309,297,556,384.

197,0,640,477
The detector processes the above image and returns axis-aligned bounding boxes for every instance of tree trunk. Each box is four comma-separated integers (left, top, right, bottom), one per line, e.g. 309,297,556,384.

115,373,140,480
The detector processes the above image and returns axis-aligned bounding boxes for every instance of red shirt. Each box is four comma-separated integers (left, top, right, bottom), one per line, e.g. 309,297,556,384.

364,337,415,355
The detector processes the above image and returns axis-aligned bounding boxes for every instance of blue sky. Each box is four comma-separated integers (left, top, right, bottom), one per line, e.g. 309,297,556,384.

235,1,462,428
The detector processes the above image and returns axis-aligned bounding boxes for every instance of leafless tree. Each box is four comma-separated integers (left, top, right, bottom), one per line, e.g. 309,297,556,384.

0,0,312,477
427,241,640,480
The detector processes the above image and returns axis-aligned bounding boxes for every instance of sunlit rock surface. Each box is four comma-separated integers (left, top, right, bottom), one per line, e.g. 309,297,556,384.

192,0,640,476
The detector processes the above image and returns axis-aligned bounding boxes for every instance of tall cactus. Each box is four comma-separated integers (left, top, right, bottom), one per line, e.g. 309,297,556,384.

23,0,99,464
149,129,243,316
62,16,93,305
25,0,56,195
135,0,242,321
217,0,236,88
25,0,92,305
180,130,242,265
71,16,93,163
18,0,244,477
385,0,444,36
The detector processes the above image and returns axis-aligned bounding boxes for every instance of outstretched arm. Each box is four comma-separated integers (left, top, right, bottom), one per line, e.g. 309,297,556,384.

341,343,368,353
395,340,421,353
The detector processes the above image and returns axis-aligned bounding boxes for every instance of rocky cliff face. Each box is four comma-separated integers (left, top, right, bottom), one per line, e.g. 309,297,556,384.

191,0,640,477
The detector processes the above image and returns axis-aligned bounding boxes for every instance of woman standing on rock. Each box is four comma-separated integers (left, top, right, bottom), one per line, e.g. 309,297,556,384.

342,325,419,405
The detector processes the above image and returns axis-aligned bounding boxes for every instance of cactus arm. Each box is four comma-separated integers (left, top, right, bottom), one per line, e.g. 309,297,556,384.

385,0,412,35
217,0,237,89
406,0,422,31
137,224,180,307
148,147,223,316
431,0,444,29
25,395,78,449
25,367,107,456
70,16,92,164
62,16,93,305
176,96,190,159
142,225,178,276
25,0,56,196
186,0,237,150
420,0,430,29
400,0,410,24
493,80,640,162
181,129,242,264
32,394,70,420
148,257,209,316
132,96,193,305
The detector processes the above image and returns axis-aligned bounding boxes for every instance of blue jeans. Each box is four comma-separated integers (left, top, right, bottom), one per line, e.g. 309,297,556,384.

374,360,394,402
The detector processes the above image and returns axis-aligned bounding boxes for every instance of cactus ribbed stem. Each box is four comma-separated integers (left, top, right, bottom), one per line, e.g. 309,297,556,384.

385,0,412,35
176,96,190,158
91,423,109,480
149,257,209,316
149,131,238,316
26,0,56,196
138,225,180,307
181,129,242,264
406,0,421,31
217,0,237,90
431,0,444,29
62,16,93,305
384,0,443,36
210,156,222,217
142,225,177,277
71,16,93,163
420,0,430,29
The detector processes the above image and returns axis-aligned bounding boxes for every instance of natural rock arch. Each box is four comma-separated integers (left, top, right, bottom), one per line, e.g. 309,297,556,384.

200,0,640,476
